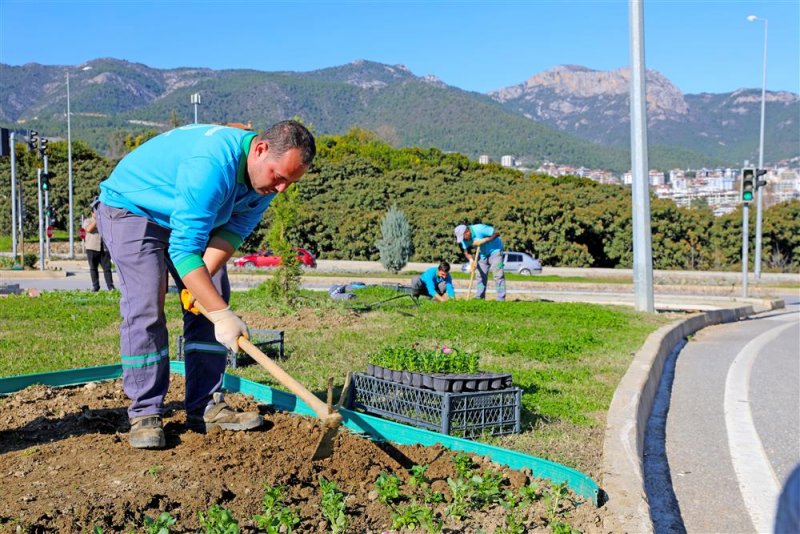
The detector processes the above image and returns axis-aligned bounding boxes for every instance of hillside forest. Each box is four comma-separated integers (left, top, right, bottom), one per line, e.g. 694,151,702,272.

1,128,798,272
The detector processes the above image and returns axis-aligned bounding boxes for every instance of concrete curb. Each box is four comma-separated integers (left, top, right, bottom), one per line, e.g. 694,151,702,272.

0,269,68,279
601,297,785,532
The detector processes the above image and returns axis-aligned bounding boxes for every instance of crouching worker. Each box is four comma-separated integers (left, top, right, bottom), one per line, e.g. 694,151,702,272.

411,261,455,302
96,121,316,449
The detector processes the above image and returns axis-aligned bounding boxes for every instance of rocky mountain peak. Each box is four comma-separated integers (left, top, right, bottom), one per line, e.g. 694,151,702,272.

491,64,689,117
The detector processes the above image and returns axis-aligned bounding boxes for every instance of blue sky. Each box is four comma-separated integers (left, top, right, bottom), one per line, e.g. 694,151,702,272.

1,0,798,95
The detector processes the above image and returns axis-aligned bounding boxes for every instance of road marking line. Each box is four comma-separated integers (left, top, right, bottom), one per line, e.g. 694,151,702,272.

724,320,796,533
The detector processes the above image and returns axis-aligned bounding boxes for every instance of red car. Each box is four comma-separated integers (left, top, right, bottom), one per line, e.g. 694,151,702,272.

233,247,317,269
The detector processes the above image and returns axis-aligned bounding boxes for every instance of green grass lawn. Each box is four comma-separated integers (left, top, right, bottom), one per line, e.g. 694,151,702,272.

239,267,632,285
0,285,671,477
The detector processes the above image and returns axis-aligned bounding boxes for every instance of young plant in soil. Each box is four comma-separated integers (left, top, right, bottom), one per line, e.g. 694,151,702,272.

468,469,505,508
319,476,348,534
391,499,443,533
198,504,239,534
252,483,301,534
374,472,403,505
451,452,476,479
408,464,445,504
143,511,177,534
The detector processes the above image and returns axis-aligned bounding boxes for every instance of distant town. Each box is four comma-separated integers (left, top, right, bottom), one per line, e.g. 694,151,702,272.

481,155,800,216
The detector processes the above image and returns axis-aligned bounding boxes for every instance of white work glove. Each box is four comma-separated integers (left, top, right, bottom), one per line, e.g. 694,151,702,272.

207,306,249,352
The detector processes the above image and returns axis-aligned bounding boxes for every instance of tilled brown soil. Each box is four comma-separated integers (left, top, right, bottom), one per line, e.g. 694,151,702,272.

1,378,605,533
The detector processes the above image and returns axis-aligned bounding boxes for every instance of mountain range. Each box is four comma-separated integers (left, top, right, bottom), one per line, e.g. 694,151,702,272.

1,58,797,171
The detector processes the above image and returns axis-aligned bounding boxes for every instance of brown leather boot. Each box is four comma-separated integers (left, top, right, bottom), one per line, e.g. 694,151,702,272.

186,392,263,433
128,415,165,449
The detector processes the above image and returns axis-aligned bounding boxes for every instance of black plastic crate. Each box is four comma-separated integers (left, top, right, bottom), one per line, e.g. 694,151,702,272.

367,365,513,392
175,328,284,368
350,372,521,438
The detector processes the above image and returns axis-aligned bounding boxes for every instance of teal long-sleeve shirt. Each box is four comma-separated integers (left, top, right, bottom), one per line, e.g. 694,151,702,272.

99,124,274,278
420,266,455,298
460,223,503,259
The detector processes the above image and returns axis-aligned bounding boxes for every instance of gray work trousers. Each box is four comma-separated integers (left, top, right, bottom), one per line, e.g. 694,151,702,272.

475,250,506,301
410,276,446,298
96,202,229,419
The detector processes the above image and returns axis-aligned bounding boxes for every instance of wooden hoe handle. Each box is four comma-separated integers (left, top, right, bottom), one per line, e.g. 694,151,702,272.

192,299,341,427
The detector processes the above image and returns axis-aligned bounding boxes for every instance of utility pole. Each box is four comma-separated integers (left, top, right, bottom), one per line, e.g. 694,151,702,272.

629,0,654,312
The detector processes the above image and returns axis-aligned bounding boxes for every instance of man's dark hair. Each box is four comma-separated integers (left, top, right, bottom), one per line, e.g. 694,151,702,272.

438,261,450,273
260,120,316,166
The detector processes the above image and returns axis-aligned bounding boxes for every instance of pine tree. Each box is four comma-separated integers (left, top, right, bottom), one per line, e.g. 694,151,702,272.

264,185,303,307
376,204,413,273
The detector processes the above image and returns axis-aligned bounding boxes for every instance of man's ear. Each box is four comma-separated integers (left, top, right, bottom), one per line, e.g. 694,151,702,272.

253,139,269,156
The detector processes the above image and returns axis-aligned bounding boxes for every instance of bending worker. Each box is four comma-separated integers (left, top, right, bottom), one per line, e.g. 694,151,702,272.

96,121,315,449
411,261,455,302
454,223,505,301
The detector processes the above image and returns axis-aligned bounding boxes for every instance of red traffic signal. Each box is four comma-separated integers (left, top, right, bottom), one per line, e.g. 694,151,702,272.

46,225,53,239
79,227,86,240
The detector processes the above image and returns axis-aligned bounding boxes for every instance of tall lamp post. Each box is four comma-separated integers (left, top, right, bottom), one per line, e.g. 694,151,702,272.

66,72,75,258
747,15,767,279
191,93,201,124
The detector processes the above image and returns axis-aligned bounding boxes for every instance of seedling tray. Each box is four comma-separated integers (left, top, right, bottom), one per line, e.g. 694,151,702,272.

367,364,512,392
176,328,284,368
350,372,522,438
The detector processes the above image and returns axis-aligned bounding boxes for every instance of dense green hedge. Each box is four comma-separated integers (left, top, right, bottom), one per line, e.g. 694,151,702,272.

2,130,798,271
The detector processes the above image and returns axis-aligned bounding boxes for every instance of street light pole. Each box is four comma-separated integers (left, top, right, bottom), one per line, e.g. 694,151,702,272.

191,93,201,124
628,0,654,313
67,72,75,258
748,15,768,278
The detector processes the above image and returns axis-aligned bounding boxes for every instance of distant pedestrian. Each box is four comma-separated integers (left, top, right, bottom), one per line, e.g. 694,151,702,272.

454,223,505,301
411,261,455,302
82,211,115,292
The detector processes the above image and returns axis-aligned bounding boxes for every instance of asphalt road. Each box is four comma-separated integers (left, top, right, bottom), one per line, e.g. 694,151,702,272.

645,294,800,533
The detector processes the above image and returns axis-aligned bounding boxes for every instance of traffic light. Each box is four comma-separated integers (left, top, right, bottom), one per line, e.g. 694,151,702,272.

755,168,768,190
28,130,39,152
38,137,48,156
741,168,755,203
41,171,52,191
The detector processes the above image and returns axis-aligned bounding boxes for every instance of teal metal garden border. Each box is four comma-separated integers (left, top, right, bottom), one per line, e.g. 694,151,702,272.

0,362,604,506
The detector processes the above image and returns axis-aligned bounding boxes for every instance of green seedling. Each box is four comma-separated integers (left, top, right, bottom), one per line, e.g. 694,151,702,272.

374,472,403,505
469,469,504,508
92,527,104,534
549,519,580,534
252,483,301,534
391,500,442,533
408,464,430,488
451,452,475,479
519,481,541,504
147,465,163,479
319,476,348,534
143,511,176,534
497,509,527,534
544,481,571,519
21,447,40,457
198,504,239,534
445,477,470,520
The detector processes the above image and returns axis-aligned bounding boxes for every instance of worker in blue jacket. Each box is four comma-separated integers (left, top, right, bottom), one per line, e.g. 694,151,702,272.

411,261,456,302
96,121,315,449
455,223,505,301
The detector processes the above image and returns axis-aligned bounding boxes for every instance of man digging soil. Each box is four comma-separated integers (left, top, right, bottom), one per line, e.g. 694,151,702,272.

96,121,315,449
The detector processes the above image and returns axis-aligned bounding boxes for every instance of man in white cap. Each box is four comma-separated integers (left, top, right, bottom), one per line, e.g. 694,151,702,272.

454,223,505,301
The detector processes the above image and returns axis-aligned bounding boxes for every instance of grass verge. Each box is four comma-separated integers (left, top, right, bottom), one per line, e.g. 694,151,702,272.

0,286,672,478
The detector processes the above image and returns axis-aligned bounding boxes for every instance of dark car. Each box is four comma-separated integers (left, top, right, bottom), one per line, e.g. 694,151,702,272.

233,247,317,269
461,251,542,275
